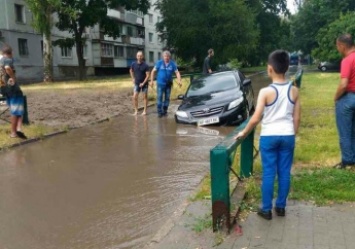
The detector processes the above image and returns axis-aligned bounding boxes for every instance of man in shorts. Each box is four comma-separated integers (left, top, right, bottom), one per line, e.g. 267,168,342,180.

0,45,27,139
130,51,150,115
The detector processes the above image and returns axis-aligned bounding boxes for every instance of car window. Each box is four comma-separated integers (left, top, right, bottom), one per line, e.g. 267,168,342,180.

186,73,238,97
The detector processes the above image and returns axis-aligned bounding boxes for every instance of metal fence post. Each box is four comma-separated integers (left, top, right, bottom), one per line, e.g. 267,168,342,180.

240,129,254,178
210,148,231,232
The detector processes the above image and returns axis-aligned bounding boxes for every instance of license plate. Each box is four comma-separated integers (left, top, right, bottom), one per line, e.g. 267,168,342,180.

197,117,219,126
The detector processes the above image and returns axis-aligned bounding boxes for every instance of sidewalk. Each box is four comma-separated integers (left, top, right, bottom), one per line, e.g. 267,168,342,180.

144,200,355,249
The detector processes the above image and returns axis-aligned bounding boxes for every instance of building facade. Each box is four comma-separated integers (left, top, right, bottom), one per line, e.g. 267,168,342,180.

144,0,165,67
0,0,166,81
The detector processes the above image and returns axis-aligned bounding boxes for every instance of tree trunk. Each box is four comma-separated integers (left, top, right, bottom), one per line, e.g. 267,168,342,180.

43,9,53,82
76,39,86,80
43,33,53,82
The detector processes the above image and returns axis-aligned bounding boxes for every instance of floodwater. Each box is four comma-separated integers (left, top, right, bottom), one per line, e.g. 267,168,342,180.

0,69,296,249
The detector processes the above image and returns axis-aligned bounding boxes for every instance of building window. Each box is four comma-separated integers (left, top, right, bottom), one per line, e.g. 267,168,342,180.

149,51,154,63
127,47,136,58
83,44,88,59
18,39,29,56
157,16,162,23
148,14,153,23
15,4,25,23
101,43,113,57
127,26,133,36
149,33,153,43
61,47,72,58
158,52,161,59
114,46,124,58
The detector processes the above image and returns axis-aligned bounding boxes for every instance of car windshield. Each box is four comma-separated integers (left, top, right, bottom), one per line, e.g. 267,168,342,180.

186,73,238,97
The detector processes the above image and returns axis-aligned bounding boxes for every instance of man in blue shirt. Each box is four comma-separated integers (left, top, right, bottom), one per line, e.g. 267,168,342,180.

150,51,182,117
130,51,150,115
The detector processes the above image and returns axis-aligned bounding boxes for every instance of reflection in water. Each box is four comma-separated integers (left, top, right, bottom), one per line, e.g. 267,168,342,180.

0,72,272,249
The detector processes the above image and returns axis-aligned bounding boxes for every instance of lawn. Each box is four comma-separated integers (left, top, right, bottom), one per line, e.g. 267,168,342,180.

195,71,355,205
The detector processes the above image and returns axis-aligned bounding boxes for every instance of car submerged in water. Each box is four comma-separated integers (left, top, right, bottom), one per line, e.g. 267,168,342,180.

175,70,255,126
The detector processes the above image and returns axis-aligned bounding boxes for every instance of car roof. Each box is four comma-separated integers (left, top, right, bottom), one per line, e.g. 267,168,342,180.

198,70,239,80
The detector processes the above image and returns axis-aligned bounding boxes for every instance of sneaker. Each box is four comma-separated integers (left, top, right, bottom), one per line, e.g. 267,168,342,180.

158,113,163,118
257,209,272,220
16,131,27,140
274,207,285,217
333,162,355,169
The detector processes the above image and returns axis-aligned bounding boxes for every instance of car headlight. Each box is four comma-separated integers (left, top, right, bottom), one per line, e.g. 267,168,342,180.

228,97,244,110
176,110,188,118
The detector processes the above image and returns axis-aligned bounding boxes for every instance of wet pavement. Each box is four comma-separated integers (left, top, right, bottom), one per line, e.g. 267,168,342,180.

0,69,297,249
0,112,233,249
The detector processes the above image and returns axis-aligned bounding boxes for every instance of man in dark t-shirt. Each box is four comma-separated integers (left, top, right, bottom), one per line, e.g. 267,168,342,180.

130,51,150,115
202,48,214,75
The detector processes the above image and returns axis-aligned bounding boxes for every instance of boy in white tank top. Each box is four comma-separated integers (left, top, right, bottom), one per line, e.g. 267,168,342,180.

234,50,301,220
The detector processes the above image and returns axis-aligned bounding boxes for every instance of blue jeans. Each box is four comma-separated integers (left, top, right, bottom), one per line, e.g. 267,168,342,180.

157,84,171,114
336,93,355,165
259,135,295,211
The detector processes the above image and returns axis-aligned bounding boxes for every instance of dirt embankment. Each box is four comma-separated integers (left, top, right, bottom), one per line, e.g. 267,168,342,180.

25,89,134,128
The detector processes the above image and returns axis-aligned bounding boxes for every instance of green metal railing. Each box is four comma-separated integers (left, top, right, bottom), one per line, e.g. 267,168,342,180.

210,118,255,232
293,68,303,88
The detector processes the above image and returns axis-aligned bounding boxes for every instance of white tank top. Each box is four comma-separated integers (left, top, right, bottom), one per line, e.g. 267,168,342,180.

261,82,295,136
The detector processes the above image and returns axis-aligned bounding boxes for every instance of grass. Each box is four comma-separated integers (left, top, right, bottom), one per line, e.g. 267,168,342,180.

0,74,191,150
193,71,355,206
240,66,266,74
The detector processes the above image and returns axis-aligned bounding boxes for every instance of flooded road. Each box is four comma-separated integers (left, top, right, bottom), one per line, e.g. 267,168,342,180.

0,70,296,249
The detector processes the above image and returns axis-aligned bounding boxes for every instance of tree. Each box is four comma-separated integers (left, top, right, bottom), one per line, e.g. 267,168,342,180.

54,0,150,80
290,0,355,55
156,0,259,67
312,12,355,61
25,0,60,82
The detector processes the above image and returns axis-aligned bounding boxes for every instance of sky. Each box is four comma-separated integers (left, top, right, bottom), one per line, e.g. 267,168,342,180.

287,0,297,14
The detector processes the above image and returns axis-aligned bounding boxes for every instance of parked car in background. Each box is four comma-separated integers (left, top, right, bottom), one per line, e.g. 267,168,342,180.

175,71,255,126
318,61,340,72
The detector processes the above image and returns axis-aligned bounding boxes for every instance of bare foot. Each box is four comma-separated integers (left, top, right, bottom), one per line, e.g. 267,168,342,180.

141,111,147,115
10,133,18,138
133,110,138,115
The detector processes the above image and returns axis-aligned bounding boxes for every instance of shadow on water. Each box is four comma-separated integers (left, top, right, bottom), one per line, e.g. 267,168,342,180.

0,69,295,248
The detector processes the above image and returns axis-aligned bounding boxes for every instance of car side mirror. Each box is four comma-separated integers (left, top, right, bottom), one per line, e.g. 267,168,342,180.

243,79,251,86
177,94,185,100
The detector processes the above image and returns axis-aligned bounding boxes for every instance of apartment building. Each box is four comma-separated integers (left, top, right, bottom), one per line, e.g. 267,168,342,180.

0,0,165,81
144,0,166,67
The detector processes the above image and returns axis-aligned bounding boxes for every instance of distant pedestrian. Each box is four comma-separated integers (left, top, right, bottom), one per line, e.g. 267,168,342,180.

202,48,214,75
130,51,150,115
334,34,355,169
0,45,27,139
150,51,182,118
234,50,300,220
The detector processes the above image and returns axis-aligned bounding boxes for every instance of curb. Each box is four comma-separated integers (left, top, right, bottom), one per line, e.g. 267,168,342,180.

142,176,248,249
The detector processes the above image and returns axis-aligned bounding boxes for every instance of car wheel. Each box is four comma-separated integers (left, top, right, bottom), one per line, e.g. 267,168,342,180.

320,66,327,72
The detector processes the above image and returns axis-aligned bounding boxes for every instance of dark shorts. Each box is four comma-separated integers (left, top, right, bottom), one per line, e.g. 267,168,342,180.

134,84,148,93
6,96,24,116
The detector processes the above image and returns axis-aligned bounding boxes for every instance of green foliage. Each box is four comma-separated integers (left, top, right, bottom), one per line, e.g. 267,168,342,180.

228,58,243,69
156,0,259,66
313,12,355,61
25,0,60,36
290,0,355,54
